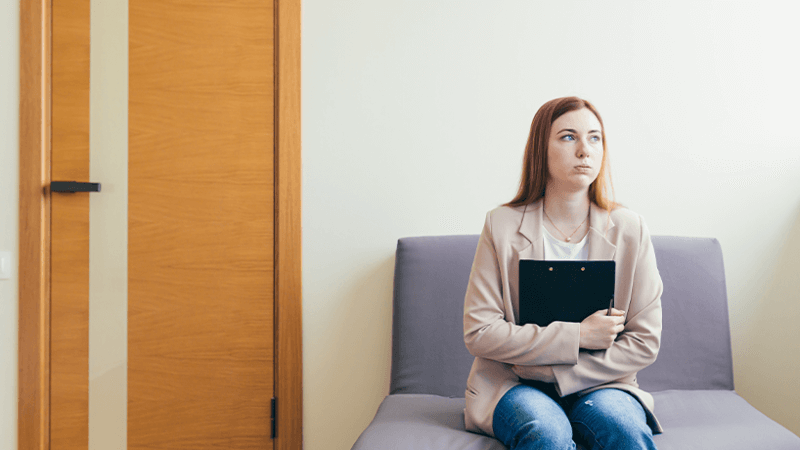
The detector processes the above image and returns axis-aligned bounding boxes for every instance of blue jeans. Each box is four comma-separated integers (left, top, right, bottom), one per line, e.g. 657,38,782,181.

492,382,657,450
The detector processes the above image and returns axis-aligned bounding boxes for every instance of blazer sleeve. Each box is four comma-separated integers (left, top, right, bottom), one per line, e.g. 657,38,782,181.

552,214,663,396
464,211,581,366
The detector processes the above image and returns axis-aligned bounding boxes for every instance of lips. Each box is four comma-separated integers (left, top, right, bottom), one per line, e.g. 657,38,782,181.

575,165,591,170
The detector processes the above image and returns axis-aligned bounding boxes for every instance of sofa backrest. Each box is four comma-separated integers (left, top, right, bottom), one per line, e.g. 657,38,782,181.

388,235,734,398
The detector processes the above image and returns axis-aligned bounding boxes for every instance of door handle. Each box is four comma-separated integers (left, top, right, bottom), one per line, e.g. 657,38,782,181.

51,181,102,193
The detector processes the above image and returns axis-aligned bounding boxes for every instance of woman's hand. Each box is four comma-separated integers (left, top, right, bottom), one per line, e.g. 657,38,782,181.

512,364,556,383
579,308,625,350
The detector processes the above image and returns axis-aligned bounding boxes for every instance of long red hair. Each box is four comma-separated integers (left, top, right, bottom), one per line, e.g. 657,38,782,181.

504,96,622,212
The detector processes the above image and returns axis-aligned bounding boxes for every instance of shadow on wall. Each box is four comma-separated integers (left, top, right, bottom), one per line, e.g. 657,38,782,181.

737,201,800,436
319,252,396,443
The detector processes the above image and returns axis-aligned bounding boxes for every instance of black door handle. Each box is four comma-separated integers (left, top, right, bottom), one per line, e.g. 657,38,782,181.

51,181,102,193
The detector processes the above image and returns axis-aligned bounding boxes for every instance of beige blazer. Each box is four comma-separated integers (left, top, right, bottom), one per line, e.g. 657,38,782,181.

463,198,664,437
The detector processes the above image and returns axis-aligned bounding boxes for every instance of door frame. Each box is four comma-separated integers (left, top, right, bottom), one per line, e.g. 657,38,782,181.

18,0,303,448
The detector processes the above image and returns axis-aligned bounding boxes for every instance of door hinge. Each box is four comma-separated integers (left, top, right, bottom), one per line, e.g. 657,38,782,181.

271,397,277,439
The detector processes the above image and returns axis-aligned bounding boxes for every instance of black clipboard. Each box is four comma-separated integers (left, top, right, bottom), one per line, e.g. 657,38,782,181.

519,260,616,326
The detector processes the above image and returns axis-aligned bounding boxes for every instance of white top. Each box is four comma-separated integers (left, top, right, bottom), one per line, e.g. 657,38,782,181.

543,226,589,260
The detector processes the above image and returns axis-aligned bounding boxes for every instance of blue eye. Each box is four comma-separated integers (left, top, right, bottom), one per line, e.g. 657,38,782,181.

561,135,575,141
590,135,601,142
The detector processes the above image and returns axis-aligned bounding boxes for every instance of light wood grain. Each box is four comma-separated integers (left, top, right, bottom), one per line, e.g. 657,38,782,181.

18,0,51,448
50,0,91,448
129,0,275,448
275,0,303,448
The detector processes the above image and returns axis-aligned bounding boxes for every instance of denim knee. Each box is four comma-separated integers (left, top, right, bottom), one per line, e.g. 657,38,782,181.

513,418,573,450
493,385,576,450
569,389,656,450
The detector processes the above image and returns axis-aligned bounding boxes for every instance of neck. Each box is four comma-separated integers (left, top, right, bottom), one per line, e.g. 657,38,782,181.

543,187,591,225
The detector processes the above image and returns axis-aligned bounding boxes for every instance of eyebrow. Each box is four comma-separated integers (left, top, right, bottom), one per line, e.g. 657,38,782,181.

557,128,602,134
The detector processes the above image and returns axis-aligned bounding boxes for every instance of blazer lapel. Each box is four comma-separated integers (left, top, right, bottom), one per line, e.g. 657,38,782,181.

516,199,544,260
587,201,617,260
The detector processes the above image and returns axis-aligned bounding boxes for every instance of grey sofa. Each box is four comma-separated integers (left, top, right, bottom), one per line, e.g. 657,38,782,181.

352,235,800,450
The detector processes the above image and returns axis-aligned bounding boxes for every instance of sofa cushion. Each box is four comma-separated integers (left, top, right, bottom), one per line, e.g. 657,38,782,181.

650,389,800,449
351,394,504,450
638,237,734,392
352,391,800,450
390,235,478,397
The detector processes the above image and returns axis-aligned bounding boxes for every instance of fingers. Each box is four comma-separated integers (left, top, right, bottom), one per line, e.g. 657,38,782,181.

580,309,626,350
595,308,626,316
593,311,624,324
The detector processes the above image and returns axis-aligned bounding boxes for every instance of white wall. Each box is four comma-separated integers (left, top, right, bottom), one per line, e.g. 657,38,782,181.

0,0,19,447
303,1,800,449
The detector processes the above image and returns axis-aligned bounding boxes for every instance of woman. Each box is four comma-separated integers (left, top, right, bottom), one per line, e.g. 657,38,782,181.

463,96,663,450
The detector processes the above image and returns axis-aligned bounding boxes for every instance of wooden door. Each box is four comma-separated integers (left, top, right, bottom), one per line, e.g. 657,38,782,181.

24,0,293,448
127,0,274,448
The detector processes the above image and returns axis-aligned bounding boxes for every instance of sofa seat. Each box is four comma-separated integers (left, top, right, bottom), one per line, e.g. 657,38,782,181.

352,394,504,450
353,391,800,450
651,390,800,449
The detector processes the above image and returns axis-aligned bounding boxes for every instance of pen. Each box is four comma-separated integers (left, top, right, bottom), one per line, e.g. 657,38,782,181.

607,298,614,316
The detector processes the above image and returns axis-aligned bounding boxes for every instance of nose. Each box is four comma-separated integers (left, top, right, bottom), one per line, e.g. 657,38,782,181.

576,139,587,158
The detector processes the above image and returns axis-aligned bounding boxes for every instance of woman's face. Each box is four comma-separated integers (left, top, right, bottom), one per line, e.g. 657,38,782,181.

546,108,604,193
